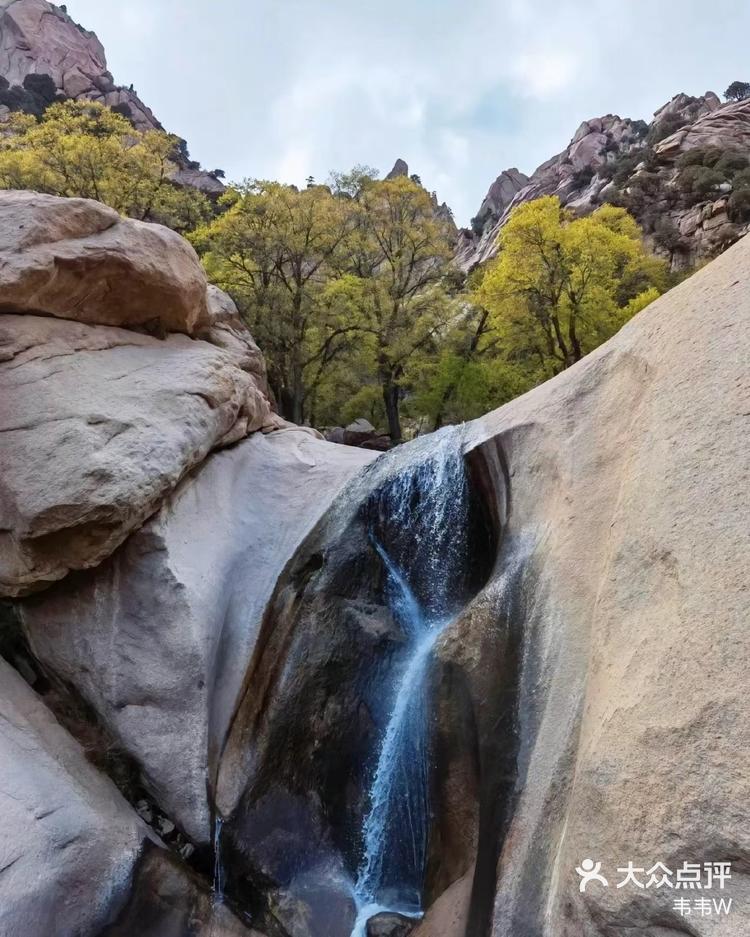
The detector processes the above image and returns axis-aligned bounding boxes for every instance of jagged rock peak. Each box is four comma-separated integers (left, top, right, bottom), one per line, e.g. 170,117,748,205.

0,0,159,130
0,0,224,194
386,157,410,179
652,90,721,128
655,95,750,159
458,88,750,272
471,167,529,231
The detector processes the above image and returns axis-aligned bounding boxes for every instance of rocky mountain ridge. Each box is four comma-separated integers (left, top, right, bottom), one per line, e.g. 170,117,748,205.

0,0,224,194
458,90,750,271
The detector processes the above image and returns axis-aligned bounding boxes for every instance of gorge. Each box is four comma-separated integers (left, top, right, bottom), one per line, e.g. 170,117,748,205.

0,5,746,934
0,188,747,937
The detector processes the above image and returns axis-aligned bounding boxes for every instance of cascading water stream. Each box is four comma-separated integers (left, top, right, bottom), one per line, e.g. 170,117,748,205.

213,815,225,903
351,428,473,935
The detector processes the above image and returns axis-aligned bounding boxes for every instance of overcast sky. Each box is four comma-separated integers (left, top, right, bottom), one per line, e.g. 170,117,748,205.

67,0,750,224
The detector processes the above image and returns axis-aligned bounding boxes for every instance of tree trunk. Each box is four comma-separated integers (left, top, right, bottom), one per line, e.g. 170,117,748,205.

280,385,304,424
290,388,304,426
432,383,454,432
278,387,294,422
382,381,402,445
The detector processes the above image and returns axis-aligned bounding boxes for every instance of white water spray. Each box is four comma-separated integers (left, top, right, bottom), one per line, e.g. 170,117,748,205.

351,428,473,933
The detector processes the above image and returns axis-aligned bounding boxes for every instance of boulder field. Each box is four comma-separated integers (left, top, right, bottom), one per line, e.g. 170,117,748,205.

0,189,747,936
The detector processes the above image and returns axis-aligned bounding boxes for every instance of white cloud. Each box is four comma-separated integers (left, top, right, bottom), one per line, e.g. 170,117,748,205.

510,49,577,99
65,0,750,223
275,143,314,186
110,4,159,39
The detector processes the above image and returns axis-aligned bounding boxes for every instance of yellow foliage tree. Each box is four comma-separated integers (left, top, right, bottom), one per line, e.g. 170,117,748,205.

192,175,456,435
477,196,669,377
0,100,210,232
191,181,358,423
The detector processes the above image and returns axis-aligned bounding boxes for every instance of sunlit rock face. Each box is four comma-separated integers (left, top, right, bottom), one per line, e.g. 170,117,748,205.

0,191,210,333
0,190,279,598
449,231,750,937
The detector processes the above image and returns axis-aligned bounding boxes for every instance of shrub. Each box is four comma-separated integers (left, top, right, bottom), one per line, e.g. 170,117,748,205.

0,73,60,118
111,101,133,120
606,151,642,187
628,171,662,197
470,214,485,237
729,188,750,222
677,146,723,169
652,217,684,253
571,165,595,188
678,165,724,203
732,168,750,191
724,81,750,102
23,73,57,104
646,113,683,146
715,150,749,176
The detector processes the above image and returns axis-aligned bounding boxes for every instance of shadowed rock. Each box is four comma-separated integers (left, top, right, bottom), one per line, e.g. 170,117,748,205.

0,657,150,935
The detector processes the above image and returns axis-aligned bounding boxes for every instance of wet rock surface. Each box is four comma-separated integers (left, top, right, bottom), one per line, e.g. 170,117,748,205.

100,846,264,937
0,656,150,937
366,912,416,936
212,431,497,935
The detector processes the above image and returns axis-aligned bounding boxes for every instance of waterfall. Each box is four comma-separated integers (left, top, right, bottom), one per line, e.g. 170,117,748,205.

213,814,225,902
351,427,473,932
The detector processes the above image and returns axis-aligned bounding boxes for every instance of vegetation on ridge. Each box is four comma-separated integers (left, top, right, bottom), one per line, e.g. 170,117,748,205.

0,100,211,232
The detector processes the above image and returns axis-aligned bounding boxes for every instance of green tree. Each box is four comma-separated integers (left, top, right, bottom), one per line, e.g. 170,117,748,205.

477,196,669,379
0,100,211,232
191,181,359,423
724,81,750,102
331,175,455,443
412,265,535,430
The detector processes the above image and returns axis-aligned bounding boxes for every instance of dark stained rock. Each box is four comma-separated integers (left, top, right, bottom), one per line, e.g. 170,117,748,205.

386,158,410,179
366,911,416,937
101,845,264,937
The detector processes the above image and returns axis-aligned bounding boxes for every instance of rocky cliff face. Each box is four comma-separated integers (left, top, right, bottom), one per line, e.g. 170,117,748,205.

458,91,750,271
0,183,745,936
0,0,224,194
0,0,157,127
